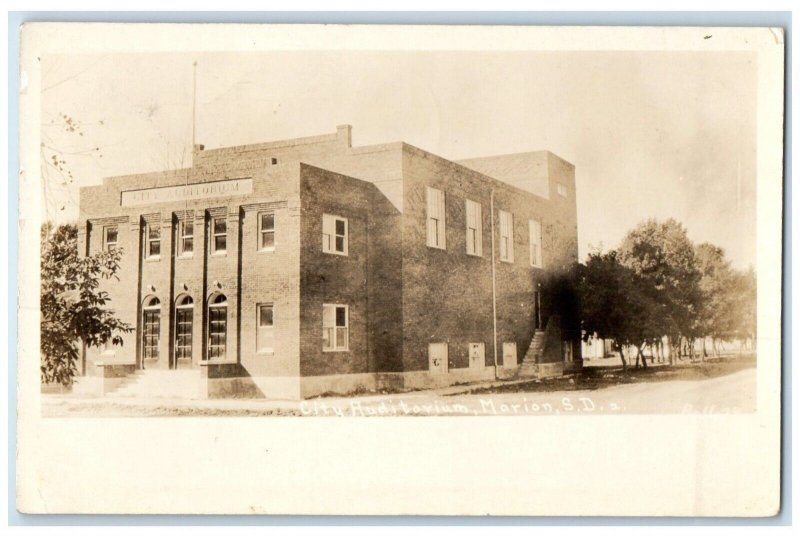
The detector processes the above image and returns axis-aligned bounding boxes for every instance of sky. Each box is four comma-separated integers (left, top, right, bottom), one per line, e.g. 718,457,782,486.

40,50,757,268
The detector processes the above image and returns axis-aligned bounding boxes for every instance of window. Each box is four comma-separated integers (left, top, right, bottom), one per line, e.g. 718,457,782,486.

322,214,348,255
211,217,227,254
322,304,349,351
257,303,275,354
145,223,160,259
557,183,568,197
174,295,193,361
207,294,227,360
259,213,275,251
499,210,514,262
104,226,118,252
177,220,194,257
529,219,543,268
426,186,446,249
141,296,160,361
465,199,482,256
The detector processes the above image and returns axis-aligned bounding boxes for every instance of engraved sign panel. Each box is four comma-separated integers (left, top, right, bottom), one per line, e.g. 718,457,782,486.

120,178,253,207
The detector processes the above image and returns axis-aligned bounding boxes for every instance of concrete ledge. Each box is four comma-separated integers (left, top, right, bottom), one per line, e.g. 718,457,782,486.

536,362,565,378
300,373,377,398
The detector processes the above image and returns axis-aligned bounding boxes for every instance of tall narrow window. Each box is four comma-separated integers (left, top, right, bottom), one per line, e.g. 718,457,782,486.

211,217,227,254
257,303,275,354
529,219,543,268
322,304,349,351
177,220,194,256
207,294,227,360
426,186,446,249
141,296,161,362
465,199,482,256
104,226,118,252
322,214,348,255
174,295,193,361
145,223,160,259
499,210,514,262
259,212,275,251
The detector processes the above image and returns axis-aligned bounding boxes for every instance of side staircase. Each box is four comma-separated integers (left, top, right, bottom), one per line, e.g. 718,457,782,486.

106,369,205,400
517,329,545,378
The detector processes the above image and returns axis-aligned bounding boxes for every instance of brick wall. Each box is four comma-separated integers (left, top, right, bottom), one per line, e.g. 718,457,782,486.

297,164,403,377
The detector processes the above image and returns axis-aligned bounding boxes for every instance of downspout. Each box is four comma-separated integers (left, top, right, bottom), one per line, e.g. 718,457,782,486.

490,189,499,380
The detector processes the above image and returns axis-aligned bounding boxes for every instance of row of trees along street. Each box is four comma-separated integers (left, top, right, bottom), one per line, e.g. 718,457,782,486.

573,218,756,369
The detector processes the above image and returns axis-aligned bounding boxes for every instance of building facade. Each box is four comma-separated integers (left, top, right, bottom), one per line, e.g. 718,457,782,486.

76,126,581,399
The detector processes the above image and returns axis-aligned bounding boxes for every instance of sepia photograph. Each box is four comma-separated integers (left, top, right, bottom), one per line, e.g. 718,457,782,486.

15,22,785,516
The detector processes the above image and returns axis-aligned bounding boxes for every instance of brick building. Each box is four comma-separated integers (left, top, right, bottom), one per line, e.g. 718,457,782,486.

75,125,581,399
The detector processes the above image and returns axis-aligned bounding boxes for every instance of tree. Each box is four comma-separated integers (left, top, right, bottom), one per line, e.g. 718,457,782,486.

617,219,701,364
41,223,133,386
730,266,757,350
578,250,654,370
694,243,739,357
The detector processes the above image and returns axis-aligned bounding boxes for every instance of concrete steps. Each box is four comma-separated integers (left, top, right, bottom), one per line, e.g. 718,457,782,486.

107,369,204,400
517,330,545,378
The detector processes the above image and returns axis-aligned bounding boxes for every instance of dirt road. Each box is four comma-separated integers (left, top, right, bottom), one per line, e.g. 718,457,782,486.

42,365,755,417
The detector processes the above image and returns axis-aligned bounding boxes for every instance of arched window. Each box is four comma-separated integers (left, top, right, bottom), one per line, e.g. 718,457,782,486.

207,293,228,360
141,296,161,362
174,295,194,362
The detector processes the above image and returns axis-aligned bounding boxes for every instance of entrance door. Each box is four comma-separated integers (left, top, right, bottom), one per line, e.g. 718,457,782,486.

141,296,161,368
428,343,448,374
503,342,518,368
174,295,194,368
468,343,485,369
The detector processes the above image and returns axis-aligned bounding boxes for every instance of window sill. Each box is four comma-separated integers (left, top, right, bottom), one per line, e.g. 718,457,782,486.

466,252,483,258
199,359,236,366
426,245,446,251
322,348,350,353
322,250,349,257
145,256,161,262
177,254,195,260
257,349,275,355
258,247,276,253
211,251,227,258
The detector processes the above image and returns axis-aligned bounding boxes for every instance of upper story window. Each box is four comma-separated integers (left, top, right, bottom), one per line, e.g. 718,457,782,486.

465,199,482,257
103,226,118,252
322,304,349,352
145,223,160,259
557,183,568,197
322,214,348,255
177,220,194,257
426,186,446,249
529,219,543,268
499,210,514,263
259,212,275,251
211,217,227,254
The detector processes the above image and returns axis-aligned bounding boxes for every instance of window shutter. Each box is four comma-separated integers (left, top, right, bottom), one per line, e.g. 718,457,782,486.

426,187,437,247
474,202,482,256
322,304,335,327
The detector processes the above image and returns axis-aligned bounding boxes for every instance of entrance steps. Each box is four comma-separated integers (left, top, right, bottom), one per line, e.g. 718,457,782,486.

106,369,204,400
517,330,545,378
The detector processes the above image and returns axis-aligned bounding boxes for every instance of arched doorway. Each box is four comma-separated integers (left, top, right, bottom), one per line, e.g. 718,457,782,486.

141,295,161,368
174,294,194,368
207,293,228,361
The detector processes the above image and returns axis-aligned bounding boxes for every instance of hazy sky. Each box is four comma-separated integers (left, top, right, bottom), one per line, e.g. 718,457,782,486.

41,50,757,267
